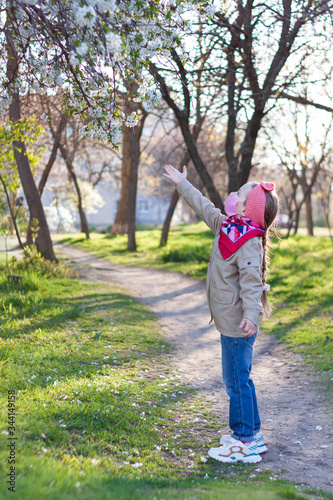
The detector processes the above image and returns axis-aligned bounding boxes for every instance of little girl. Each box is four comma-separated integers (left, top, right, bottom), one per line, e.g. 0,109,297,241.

163,164,279,464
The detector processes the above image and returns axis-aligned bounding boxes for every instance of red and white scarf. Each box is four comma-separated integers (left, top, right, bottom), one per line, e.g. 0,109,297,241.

219,216,265,259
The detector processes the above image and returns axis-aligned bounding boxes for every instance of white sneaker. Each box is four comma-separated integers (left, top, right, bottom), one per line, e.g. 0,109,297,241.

208,438,262,463
220,432,268,454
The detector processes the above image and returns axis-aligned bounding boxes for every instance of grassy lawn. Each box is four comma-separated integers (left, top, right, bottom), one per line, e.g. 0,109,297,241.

56,226,333,373
55,223,214,280
0,256,322,499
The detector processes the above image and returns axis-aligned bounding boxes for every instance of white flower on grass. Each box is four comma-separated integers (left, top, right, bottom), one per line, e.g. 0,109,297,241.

91,458,100,465
41,447,49,453
132,463,143,468
2,431,9,435
200,457,207,462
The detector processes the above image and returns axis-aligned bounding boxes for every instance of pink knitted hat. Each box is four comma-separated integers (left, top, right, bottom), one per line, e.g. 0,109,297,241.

245,181,275,228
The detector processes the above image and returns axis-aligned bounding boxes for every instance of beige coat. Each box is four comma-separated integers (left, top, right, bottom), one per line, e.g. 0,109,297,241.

176,178,264,337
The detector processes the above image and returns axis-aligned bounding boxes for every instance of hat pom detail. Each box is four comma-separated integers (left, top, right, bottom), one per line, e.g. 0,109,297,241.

260,182,275,191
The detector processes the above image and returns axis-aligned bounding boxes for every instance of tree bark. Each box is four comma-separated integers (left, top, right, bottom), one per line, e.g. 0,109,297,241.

160,148,195,247
111,81,148,252
160,188,179,247
38,114,67,195
111,128,132,235
6,30,56,261
69,165,90,239
126,124,140,251
58,143,90,239
304,190,314,236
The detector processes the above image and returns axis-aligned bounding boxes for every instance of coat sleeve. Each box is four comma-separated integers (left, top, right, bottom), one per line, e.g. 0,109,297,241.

236,238,264,327
176,178,226,234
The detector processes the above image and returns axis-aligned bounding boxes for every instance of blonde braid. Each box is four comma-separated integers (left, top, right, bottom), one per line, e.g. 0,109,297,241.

261,229,273,318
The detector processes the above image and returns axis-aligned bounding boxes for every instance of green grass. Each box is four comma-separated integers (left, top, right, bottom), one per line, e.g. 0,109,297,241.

260,234,333,372
56,227,333,374
55,223,214,280
0,261,322,499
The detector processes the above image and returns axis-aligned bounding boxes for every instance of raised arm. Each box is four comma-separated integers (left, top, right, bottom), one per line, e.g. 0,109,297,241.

163,164,225,234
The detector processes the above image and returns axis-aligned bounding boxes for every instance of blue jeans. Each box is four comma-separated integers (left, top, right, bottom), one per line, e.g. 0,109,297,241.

220,333,260,442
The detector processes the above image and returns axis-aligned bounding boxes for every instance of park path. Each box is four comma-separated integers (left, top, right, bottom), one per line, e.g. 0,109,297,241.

55,242,333,492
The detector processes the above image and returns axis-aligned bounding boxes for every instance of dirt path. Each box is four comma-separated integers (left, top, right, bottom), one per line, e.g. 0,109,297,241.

56,243,333,493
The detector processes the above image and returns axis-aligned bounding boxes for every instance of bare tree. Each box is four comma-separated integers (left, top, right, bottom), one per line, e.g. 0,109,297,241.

150,1,333,204
265,103,333,235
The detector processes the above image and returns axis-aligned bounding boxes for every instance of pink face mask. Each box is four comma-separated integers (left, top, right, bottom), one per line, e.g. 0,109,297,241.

225,193,238,217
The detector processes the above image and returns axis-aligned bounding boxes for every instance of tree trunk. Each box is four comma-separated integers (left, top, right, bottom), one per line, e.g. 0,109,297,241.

111,81,147,252
176,116,224,210
111,131,131,235
59,144,90,239
38,115,67,195
234,110,265,191
26,218,33,245
160,189,180,247
6,30,56,261
72,172,90,239
293,206,301,235
304,190,314,236
126,124,140,251
54,124,89,238
160,150,192,247
160,116,205,247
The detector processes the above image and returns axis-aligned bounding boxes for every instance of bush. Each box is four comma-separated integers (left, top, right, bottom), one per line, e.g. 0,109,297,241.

161,245,209,263
5,246,76,279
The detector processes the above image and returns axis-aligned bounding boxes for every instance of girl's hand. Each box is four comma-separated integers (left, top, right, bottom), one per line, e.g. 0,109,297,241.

163,164,187,185
239,318,257,337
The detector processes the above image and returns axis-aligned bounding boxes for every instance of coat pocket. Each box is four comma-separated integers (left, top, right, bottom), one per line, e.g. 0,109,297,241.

210,286,234,304
238,256,261,270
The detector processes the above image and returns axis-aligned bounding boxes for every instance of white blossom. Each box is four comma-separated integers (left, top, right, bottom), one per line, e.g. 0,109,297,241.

1,0,197,145
76,42,89,56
